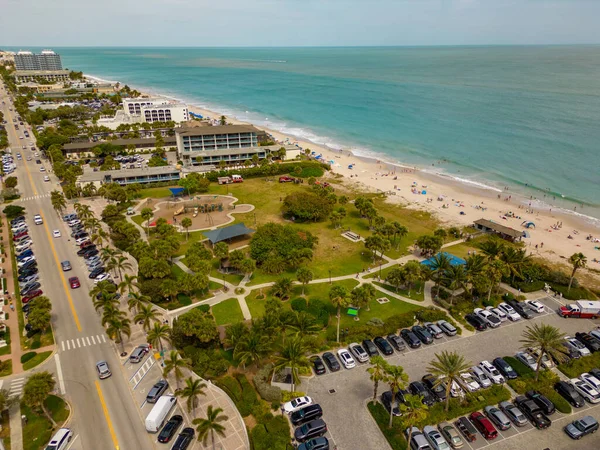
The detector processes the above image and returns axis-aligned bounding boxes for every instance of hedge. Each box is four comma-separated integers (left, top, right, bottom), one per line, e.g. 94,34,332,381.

20,351,36,363
253,364,282,403
513,280,545,293
558,352,600,379
215,374,259,417
205,161,329,182
507,366,572,414
367,401,407,450
250,415,293,450
503,356,533,377
550,283,597,300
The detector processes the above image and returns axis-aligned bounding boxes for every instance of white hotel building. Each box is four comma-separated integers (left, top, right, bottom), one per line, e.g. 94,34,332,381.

122,98,189,124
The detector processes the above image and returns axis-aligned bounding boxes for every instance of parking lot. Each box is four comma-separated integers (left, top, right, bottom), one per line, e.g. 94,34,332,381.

302,296,600,450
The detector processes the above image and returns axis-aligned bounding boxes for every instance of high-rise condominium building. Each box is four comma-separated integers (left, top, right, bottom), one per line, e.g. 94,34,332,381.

15,50,63,71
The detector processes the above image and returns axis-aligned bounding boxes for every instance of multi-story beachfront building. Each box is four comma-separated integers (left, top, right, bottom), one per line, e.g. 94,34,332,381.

122,97,188,124
122,98,169,116
15,50,63,71
14,70,70,83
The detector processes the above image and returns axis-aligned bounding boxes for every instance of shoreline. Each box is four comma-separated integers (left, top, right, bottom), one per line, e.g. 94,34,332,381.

83,72,600,273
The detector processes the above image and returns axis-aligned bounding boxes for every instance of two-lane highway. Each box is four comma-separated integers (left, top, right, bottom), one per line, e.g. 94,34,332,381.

1,84,153,450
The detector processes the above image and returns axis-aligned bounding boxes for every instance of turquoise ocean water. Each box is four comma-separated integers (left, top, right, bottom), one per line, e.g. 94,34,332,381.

13,46,600,222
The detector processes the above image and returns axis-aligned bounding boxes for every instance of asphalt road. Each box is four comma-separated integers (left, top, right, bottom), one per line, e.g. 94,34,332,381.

1,84,154,449
303,298,600,450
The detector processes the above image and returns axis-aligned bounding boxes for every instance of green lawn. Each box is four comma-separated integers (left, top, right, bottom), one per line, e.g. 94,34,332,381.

22,351,52,371
137,186,180,199
22,395,69,450
212,298,245,326
0,359,12,377
373,281,425,302
171,263,187,279
0,410,10,449
0,326,11,356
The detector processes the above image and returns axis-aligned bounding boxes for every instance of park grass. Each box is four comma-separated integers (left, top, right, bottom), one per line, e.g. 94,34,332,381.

0,359,12,377
22,351,52,371
137,186,180,199
131,214,145,227
0,410,10,450
212,298,245,326
171,263,187,280
372,281,425,302
22,394,69,450
0,326,11,356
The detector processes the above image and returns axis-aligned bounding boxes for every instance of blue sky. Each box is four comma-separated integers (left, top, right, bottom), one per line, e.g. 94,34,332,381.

1,0,599,47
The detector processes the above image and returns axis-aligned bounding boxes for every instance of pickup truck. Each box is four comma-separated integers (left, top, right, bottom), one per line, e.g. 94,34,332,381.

514,396,552,429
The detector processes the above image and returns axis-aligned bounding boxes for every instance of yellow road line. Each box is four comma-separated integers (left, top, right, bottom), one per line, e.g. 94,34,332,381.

40,212,82,331
95,380,120,450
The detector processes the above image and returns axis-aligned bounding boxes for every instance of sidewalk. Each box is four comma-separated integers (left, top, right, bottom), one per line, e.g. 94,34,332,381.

8,403,22,450
1,214,24,374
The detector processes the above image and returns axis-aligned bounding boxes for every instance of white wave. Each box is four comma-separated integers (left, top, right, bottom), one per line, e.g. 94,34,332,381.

445,175,503,193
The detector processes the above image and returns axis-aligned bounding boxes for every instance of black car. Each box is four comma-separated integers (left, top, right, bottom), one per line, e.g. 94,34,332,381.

421,374,446,402
291,404,323,426
310,355,326,375
387,334,406,351
555,381,585,408
294,419,328,443
18,260,37,272
322,352,340,372
381,391,401,416
298,437,329,450
526,390,556,415
465,313,487,331
412,325,433,344
72,231,88,239
11,216,25,225
493,357,518,380
83,249,99,259
400,329,421,348
362,339,379,357
77,245,97,256
560,342,582,361
374,336,394,355
514,395,552,429
18,268,38,281
575,332,600,353
507,299,535,319
158,415,183,443
171,427,194,450
590,368,600,380
409,381,435,406
89,267,106,279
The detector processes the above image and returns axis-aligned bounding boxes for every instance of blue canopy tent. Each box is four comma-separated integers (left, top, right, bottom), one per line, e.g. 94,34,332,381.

169,187,185,198
421,252,466,268
522,221,536,229
189,112,203,119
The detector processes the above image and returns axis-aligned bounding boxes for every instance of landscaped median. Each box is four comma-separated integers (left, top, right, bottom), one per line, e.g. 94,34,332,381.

20,350,53,371
22,394,69,450
556,350,600,379
368,384,511,450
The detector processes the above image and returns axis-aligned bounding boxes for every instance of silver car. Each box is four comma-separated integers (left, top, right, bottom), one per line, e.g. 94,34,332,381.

515,351,538,371
436,320,457,336
499,401,528,427
484,406,511,431
96,361,111,379
423,425,451,450
349,342,369,363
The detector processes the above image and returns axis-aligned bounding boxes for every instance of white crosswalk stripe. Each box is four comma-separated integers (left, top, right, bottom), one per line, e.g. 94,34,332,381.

9,378,26,396
59,334,108,353
17,194,51,202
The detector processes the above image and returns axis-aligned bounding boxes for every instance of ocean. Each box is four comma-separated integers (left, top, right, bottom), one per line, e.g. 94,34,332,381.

12,46,600,221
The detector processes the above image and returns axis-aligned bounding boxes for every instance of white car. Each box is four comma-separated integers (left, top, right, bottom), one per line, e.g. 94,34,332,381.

283,396,312,414
337,349,356,369
469,366,492,388
53,229,61,238
456,371,481,392
349,342,369,363
486,306,507,322
440,376,464,398
423,425,451,450
43,175,50,182
17,255,36,267
571,378,600,404
15,241,32,252
565,336,591,357
580,373,600,392
479,360,505,384
497,302,521,321
525,300,545,314
68,219,81,227
527,348,554,369
474,308,501,328
94,273,111,284
33,214,43,225
75,237,90,245
515,351,538,371
39,167,45,172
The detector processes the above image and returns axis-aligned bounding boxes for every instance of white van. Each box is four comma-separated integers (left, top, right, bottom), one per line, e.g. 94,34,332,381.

45,427,73,450
145,394,176,433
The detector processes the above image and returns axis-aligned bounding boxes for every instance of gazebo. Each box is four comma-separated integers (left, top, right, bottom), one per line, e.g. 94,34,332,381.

204,222,255,246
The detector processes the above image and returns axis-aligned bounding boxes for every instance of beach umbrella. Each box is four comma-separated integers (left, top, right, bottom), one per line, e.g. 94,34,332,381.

523,231,531,238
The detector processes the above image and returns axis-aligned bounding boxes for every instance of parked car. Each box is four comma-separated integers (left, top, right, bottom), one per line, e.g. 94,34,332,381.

171,427,194,450
469,366,492,388
483,406,511,431
554,381,585,408
400,329,422,348
479,361,505,384
298,437,329,450
321,352,340,372
381,391,401,417
348,342,369,363
437,422,464,449
283,396,313,414
464,314,487,331
492,357,518,380
565,336,591,357
291,404,323,426
564,415,599,440
146,379,169,403
440,376,464,398
453,417,477,443
21,282,41,296
437,320,457,336
89,267,106,279
526,390,556,415
527,347,555,369
486,306,507,322
497,302,521,321
525,299,545,313
469,411,498,440
387,334,406,351
498,401,528,427
21,290,43,303
514,395,551,429
337,349,356,369
474,308,501,328
77,245,97,256
362,339,380,357
575,332,600,353
294,419,327,443
158,415,183,443
507,299,535,319
580,373,600,392
515,351,538,371
422,374,447,403
423,425,451,450
455,371,481,393
409,381,435,406
404,427,430,450
424,322,444,339
570,378,600,404
310,356,326,375
374,336,394,355
412,325,433,344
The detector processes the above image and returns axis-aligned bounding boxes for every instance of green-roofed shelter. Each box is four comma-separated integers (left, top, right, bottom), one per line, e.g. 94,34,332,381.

204,223,255,245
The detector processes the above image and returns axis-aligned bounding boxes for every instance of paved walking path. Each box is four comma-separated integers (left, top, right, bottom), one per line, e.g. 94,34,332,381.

9,403,22,450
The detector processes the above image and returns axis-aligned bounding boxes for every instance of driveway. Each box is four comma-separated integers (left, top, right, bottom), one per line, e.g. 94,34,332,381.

302,296,600,450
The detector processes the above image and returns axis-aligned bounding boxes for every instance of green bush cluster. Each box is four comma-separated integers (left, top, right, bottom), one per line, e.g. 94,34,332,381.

216,373,258,417
557,352,600,379
182,346,229,380
506,366,572,414
205,161,328,182
250,415,292,450
513,280,546,293
20,351,36,363
367,401,407,450
290,298,307,311
253,364,282,403
550,283,596,300
503,356,533,377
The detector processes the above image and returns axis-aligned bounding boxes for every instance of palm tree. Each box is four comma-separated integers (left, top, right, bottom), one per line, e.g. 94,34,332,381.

400,394,429,447
224,322,248,350
181,217,193,240
367,355,388,400
289,311,320,338
500,247,528,284
329,285,348,343
109,255,133,280
50,190,67,216
520,323,568,381
568,253,587,293
83,217,101,234
147,323,171,353
479,237,505,261
383,364,409,428
233,330,271,369
134,303,161,331
465,254,486,296
74,203,94,220
193,405,228,450
93,292,119,313
386,267,405,293
296,267,314,295
89,279,117,300
100,247,117,265
270,277,293,300
163,350,191,390
176,377,206,414
91,228,108,248
427,351,472,411
273,336,311,392
443,265,467,304
428,252,452,295
102,305,131,354
118,274,139,295
391,221,408,250
485,260,508,301
141,207,153,236
402,260,422,296
127,291,150,314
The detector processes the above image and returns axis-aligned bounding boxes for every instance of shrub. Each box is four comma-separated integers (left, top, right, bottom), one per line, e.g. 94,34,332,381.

513,280,545,293
250,415,291,450
558,351,600,378
281,391,305,402
31,341,41,350
20,351,36,363
550,283,596,300
251,401,273,423
253,364,282,403
216,374,259,417
205,161,328,182
507,367,572,414
367,401,407,450
503,356,533,377
290,297,307,311
196,304,210,313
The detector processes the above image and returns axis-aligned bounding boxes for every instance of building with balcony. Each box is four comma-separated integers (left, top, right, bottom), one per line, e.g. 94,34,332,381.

15,70,70,83
123,98,169,116
141,104,188,123
63,136,177,156
15,50,63,71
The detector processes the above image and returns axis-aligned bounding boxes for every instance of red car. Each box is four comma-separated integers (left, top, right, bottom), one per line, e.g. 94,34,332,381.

80,241,94,249
13,231,29,241
22,289,43,303
469,411,498,440
69,277,80,289
279,176,296,183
